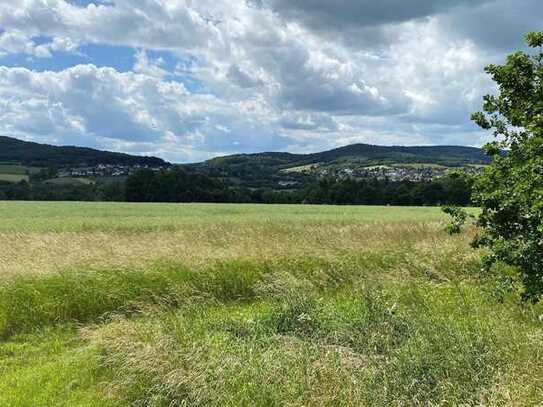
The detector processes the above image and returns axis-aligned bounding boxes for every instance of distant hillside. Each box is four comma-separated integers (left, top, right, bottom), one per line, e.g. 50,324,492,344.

203,144,490,170
186,143,492,189
194,144,489,180
304,144,490,166
0,136,167,167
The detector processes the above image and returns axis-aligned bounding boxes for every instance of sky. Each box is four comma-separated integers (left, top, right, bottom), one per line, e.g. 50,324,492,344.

0,1,541,163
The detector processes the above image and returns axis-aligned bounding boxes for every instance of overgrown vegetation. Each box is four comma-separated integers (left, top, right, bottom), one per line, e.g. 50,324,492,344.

0,203,542,405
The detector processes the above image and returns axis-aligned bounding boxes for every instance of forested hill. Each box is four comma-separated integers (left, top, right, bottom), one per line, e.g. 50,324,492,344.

1,135,489,169
0,136,167,167
305,144,490,166
202,143,490,171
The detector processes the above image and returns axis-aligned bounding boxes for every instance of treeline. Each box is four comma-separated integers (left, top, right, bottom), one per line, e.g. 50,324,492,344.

125,168,473,206
0,180,125,202
0,167,473,206
295,175,472,206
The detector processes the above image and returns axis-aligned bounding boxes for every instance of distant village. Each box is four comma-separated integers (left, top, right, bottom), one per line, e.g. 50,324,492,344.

56,164,166,178
54,162,484,186
312,164,484,182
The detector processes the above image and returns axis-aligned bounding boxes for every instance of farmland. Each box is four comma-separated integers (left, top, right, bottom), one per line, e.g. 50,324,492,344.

0,202,542,406
0,173,29,183
0,164,32,183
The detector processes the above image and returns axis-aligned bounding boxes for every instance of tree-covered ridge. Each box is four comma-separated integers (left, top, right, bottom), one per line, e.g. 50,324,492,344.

1,135,490,172
194,143,490,186
0,136,167,167
202,143,491,170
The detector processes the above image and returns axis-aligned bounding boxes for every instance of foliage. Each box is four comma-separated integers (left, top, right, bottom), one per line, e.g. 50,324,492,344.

0,180,124,202
301,172,472,206
442,205,469,235
125,167,227,202
471,32,543,300
123,170,473,205
0,171,474,205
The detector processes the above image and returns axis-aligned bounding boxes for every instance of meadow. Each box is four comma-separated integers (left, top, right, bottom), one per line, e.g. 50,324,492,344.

0,164,34,183
0,202,541,406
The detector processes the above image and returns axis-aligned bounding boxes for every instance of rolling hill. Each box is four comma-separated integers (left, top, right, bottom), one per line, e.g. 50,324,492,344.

1,135,490,170
192,143,491,187
202,143,490,170
0,136,167,167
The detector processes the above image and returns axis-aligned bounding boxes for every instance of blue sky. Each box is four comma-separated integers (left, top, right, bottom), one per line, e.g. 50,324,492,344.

0,0,541,162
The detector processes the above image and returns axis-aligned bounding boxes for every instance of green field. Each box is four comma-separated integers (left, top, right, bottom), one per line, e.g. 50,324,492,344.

44,177,95,186
0,202,458,232
391,162,449,169
0,203,541,406
0,164,27,174
0,163,34,183
0,173,29,183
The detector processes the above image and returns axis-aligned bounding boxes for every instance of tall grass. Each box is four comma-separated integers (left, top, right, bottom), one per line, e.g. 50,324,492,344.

88,284,543,406
0,241,485,339
0,254,402,337
0,203,541,406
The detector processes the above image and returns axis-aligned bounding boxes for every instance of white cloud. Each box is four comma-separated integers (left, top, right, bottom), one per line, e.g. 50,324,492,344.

0,0,224,52
133,50,168,79
0,64,294,161
0,0,538,160
0,29,80,58
0,30,51,57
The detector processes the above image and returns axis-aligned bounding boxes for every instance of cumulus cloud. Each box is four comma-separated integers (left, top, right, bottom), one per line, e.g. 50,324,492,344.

0,0,541,161
0,64,294,161
133,50,168,79
0,30,68,58
0,0,223,52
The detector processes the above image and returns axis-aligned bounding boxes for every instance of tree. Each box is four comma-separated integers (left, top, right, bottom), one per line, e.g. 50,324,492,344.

471,32,543,300
125,167,229,203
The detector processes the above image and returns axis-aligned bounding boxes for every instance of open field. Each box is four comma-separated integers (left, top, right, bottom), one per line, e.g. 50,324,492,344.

391,163,449,169
0,174,29,183
44,177,96,186
0,164,39,183
0,202,542,406
0,164,27,175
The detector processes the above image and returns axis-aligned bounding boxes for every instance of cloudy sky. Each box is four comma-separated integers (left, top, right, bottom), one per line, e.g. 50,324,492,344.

0,1,541,162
